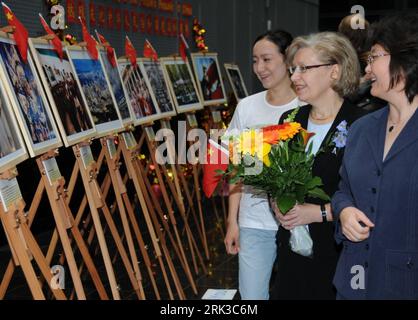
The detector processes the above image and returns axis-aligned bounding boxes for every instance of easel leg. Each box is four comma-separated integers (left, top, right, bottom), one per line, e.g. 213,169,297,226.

136,155,198,295
176,164,206,253
122,192,161,299
73,144,151,299
0,209,45,299
144,132,207,275
73,145,121,300
101,138,146,299
0,179,45,299
191,164,210,260
37,154,110,300
0,177,66,301
120,139,184,299
131,157,186,299
154,152,208,276
211,196,226,239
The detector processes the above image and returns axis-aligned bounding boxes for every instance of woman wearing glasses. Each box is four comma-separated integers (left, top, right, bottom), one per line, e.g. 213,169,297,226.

224,29,300,300
332,13,418,299
270,32,365,299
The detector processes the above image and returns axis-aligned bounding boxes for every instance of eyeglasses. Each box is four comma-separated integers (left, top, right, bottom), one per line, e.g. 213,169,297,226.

366,53,390,65
288,63,335,75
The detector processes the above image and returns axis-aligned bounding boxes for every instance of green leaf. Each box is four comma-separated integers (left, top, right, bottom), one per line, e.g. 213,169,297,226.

277,194,296,214
284,106,300,122
305,176,322,190
295,185,306,203
229,175,241,184
308,188,330,201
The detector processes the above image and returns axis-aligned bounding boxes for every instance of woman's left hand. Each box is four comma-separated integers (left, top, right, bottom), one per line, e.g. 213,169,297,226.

276,203,321,230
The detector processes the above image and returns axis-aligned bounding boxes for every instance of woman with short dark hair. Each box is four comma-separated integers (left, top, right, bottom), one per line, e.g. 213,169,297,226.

332,13,418,299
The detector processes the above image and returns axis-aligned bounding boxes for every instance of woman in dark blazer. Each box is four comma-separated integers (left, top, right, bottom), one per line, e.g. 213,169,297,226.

332,13,418,300
270,32,366,299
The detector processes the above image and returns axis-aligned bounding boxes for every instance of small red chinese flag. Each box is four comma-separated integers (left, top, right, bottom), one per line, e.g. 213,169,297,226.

125,36,137,67
179,33,189,62
79,16,98,60
2,3,29,62
143,39,158,61
39,14,63,60
202,139,229,198
96,31,117,67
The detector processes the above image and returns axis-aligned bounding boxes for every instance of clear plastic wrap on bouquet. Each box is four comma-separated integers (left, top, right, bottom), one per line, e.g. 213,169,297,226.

289,225,313,258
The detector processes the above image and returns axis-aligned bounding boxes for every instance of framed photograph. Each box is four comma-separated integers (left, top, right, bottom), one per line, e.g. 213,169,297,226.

224,63,248,102
66,45,123,137
139,58,176,119
191,52,227,106
29,38,97,147
160,57,202,114
0,32,62,157
0,80,28,173
118,58,162,125
98,47,135,126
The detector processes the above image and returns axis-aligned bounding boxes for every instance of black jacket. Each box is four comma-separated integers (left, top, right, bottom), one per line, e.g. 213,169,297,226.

271,99,366,300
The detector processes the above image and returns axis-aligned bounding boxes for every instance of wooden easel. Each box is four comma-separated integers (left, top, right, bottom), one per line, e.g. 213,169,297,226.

72,141,144,300
66,142,161,299
134,125,199,294
0,149,110,300
119,130,187,299
75,136,177,299
100,135,154,299
143,123,208,276
183,112,210,260
0,168,66,300
34,150,99,300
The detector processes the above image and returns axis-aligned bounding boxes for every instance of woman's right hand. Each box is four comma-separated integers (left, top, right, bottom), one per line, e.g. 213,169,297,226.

224,221,240,255
339,207,375,242
269,198,292,229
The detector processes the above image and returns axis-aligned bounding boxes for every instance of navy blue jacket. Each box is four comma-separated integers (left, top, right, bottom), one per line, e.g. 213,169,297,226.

332,106,418,299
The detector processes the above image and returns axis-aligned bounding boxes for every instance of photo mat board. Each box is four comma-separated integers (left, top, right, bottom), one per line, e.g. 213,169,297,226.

0,77,28,172
98,47,135,126
66,45,123,137
0,31,62,157
191,52,227,106
224,63,248,102
139,58,176,119
29,38,97,147
160,57,203,114
118,58,163,125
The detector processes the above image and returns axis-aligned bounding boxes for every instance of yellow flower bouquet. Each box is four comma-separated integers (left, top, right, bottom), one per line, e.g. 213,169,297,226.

222,110,330,257
224,120,329,214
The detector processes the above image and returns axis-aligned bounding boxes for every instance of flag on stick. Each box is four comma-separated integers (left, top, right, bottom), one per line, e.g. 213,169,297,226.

143,38,158,61
179,33,189,62
2,2,29,61
95,30,116,67
39,14,63,60
125,36,137,67
79,16,98,60
202,139,229,198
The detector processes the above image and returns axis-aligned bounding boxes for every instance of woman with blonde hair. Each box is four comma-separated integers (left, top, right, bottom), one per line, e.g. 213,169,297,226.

270,32,365,299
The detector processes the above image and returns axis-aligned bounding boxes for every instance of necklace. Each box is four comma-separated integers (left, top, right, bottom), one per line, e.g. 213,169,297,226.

310,112,335,122
387,117,398,133
387,105,418,133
